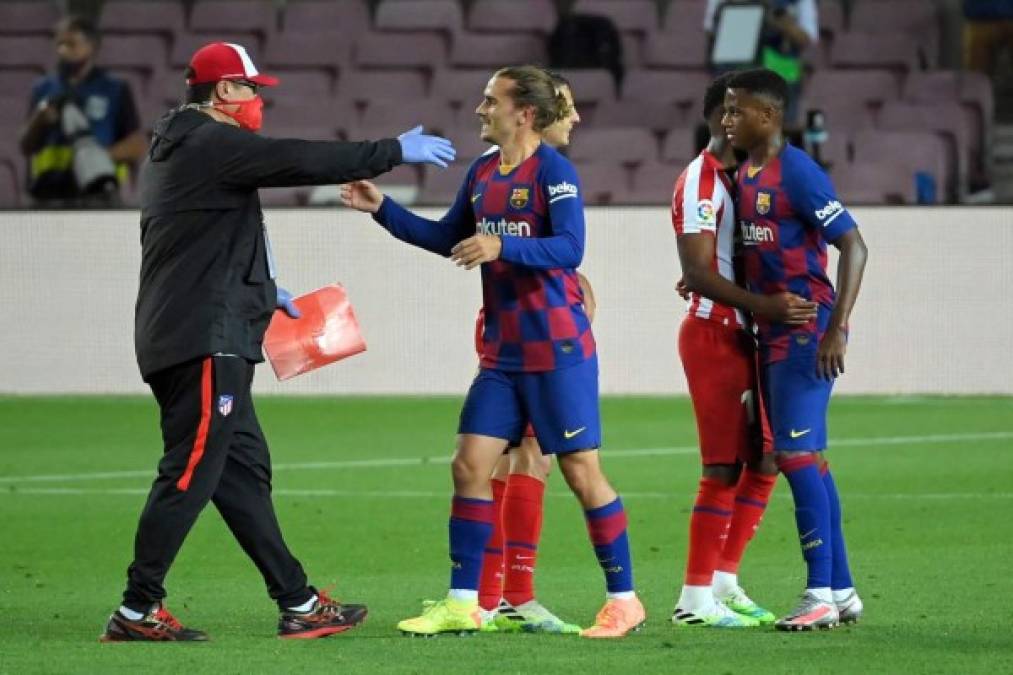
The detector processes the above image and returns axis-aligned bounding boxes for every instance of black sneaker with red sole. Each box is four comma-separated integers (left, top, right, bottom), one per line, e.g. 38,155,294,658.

100,603,208,642
278,590,367,639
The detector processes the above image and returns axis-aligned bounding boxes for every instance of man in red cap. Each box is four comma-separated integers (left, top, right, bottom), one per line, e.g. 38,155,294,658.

101,42,455,643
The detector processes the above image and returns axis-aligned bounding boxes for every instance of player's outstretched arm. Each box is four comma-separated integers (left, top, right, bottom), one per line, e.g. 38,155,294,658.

818,227,868,380
678,233,817,324
340,179,473,257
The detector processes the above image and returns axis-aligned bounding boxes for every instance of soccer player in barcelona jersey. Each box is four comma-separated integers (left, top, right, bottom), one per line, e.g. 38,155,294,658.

671,73,820,629
475,72,591,635
723,68,868,630
341,66,645,638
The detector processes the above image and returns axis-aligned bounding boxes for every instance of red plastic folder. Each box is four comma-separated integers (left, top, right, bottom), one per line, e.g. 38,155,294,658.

263,284,367,381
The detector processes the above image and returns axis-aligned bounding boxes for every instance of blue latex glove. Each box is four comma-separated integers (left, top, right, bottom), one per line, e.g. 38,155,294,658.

276,286,301,319
398,125,456,168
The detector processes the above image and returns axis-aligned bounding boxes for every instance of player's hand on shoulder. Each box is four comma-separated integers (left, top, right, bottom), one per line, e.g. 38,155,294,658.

817,326,847,380
450,234,502,270
675,277,690,301
340,180,383,213
759,292,817,325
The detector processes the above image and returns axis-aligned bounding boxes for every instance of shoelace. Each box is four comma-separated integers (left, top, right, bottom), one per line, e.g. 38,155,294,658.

153,606,183,630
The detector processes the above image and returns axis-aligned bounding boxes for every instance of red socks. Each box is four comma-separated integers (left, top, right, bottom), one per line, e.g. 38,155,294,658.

717,469,777,574
477,478,506,611
685,478,735,585
502,474,545,607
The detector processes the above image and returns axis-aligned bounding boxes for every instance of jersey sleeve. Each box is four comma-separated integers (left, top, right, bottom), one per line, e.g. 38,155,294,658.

672,159,719,237
783,149,857,243
498,154,584,269
373,161,476,257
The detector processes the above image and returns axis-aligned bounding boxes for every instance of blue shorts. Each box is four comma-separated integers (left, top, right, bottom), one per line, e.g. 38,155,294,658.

458,355,601,454
761,349,834,452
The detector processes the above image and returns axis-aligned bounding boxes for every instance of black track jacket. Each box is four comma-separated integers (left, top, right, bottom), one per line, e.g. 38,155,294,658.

135,108,401,380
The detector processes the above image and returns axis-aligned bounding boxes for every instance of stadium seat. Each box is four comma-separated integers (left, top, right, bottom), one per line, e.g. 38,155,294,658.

372,164,422,189
660,127,698,164
259,124,340,141
851,130,948,203
642,24,708,70
819,0,845,40
661,0,709,32
568,128,658,165
468,0,558,34
0,96,26,129
903,70,994,177
572,161,630,205
375,0,463,34
354,32,446,71
849,0,940,67
282,0,371,35
621,69,711,121
170,32,264,68
0,160,21,208
574,0,660,33
264,98,354,138
0,1,59,35
263,32,347,78
552,69,618,107
339,69,429,105
627,160,680,205
811,132,851,170
98,36,169,79
432,69,498,107
0,36,52,73
592,99,685,133
261,70,336,103
106,68,151,106
798,68,899,132
418,161,470,205
354,98,457,138
449,33,546,68
0,70,43,95
830,32,919,72
833,161,916,204
189,0,278,40
877,101,971,198
98,1,185,41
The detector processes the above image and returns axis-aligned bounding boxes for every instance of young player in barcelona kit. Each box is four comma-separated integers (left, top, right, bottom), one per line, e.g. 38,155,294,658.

341,66,645,638
474,72,594,635
723,68,868,630
671,73,820,629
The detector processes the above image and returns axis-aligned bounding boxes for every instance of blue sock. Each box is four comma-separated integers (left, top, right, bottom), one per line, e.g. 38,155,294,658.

448,496,495,592
777,454,833,589
821,461,854,590
584,497,634,593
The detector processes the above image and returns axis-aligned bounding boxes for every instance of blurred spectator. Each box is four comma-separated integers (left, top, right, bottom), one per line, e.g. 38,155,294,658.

705,0,818,125
18,15,146,207
963,0,1013,77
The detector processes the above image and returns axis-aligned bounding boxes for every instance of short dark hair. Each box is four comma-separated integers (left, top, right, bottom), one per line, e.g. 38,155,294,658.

56,15,100,45
702,71,736,119
182,66,215,104
727,68,790,110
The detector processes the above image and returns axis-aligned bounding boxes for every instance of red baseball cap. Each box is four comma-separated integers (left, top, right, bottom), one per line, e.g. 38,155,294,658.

186,42,279,87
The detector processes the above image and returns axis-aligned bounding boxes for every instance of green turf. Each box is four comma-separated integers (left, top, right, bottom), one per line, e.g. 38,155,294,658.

2,395,1012,674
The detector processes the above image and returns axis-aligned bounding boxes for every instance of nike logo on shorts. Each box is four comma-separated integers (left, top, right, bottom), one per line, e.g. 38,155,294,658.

564,427,587,440
790,428,811,439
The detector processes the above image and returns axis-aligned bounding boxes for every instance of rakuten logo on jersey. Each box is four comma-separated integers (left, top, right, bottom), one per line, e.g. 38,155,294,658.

740,220,775,245
815,199,844,225
548,181,578,198
477,218,532,237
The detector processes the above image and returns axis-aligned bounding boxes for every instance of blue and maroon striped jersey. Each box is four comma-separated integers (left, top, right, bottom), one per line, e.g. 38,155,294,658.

736,144,857,363
373,142,594,372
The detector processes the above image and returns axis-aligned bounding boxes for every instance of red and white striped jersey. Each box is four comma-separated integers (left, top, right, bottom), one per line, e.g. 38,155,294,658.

671,149,745,329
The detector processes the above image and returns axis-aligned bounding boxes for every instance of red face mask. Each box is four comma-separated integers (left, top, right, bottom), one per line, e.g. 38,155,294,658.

214,94,263,132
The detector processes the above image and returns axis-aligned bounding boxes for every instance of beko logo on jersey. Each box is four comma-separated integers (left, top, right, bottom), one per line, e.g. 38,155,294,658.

815,199,844,225
740,220,775,245
477,218,531,237
548,181,578,197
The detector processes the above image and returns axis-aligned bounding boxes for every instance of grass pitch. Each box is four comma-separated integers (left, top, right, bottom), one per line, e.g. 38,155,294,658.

1,395,1012,674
